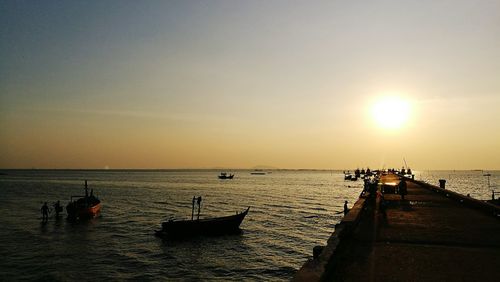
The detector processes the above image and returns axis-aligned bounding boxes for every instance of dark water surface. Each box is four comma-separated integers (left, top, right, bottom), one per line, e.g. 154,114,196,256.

1,169,496,281
0,170,363,281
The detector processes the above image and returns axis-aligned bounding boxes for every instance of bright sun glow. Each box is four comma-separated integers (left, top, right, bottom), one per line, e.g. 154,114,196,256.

372,97,411,129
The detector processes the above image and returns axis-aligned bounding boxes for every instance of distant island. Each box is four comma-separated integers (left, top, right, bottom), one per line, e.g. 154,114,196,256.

251,165,279,170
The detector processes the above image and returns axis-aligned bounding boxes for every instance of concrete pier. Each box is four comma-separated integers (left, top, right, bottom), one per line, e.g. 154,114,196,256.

294,173,500,281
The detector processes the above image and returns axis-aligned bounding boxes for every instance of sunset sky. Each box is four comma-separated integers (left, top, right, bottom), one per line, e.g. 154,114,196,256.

1,1,499,169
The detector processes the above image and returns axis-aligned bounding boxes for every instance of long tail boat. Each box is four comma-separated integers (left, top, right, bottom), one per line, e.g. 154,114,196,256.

66,180,102,220
218,172,234,179
155,207,250,238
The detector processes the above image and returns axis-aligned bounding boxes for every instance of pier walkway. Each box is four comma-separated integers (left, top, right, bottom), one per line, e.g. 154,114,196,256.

295,173,500,281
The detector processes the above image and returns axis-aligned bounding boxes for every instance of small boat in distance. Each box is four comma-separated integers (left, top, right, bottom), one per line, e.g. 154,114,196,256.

218,172,234,179
155,207,250,238
344,171,357,181
66,180,101,220
251,169,266,175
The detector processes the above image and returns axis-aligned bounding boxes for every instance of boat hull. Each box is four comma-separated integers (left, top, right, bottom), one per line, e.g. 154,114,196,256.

156,207,249,237
67,202,101,220
218,175,234,179
77,203,102,219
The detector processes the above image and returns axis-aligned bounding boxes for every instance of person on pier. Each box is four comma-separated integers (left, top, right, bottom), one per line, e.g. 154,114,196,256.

344,201,349,215
191,196,196,220
399,179,408,200
197,196,202,220
378,191,388,217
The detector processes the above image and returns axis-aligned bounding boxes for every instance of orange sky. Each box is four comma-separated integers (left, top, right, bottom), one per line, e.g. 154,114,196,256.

1,1,499,169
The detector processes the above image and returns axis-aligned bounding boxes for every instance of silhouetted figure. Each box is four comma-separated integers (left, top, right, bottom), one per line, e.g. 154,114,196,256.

399,179,407,200
53,200,62,218
197,196,202,220
369,180,377,197
41,202,49,222
191,196,196,220
379,192,387,217
344,201,349,215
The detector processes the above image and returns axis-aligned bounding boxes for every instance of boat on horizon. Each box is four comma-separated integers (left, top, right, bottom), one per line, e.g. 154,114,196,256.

66,180,101,220
344,171,357,181
218,172,234,179
155,207,250,238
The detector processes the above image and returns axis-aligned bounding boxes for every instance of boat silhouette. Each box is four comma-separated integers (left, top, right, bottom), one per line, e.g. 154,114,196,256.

218,172,234,179
66,180,101,220
155,207,250,237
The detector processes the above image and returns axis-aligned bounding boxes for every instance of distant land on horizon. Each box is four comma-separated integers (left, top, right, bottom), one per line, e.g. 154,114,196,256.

0,167,498,172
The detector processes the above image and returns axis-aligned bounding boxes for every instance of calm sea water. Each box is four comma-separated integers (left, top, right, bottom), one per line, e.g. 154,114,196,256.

415,170,499,200
0,169,497,281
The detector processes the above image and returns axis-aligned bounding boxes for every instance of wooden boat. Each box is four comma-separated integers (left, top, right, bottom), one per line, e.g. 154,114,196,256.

218,172,234,179
155,207,250,237
66,180,101,220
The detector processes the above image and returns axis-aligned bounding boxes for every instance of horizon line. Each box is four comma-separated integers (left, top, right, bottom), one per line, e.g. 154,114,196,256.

0,168,498,171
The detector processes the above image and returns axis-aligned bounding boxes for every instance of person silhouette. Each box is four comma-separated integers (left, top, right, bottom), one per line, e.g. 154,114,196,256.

344,200,349,215
191,196,196,220
379,191,387,217
399,179,407,200
197,196,202,220
53,201,62,218
41,202,49,222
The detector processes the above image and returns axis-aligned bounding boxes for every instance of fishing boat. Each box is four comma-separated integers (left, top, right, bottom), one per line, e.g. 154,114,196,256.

155,207,250,237
66,180,101,220
218,172,234,179
251,169,266,175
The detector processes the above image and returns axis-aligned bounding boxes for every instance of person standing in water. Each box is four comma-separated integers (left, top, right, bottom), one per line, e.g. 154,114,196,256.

53,201,62,218
41,202,49,222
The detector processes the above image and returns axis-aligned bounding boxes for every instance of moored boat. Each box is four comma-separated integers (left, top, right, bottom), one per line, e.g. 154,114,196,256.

66,180,101,220
155,207,250,237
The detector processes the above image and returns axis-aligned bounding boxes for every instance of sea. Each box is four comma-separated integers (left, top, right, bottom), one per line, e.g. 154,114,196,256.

0,169,497,281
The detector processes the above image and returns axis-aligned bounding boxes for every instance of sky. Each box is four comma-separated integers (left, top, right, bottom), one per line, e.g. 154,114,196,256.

1,0,499,170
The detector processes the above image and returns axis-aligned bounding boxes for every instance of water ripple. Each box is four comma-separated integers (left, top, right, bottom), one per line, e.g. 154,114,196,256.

0,170,366,281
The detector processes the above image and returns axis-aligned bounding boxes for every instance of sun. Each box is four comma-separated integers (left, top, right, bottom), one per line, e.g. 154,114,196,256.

372,96,411,129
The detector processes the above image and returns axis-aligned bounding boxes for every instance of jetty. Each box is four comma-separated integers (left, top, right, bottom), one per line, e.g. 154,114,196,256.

294,173,500,281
